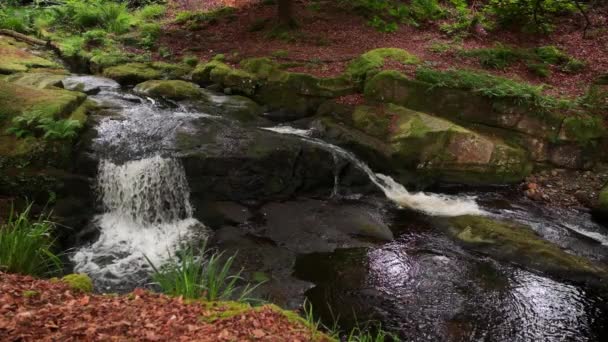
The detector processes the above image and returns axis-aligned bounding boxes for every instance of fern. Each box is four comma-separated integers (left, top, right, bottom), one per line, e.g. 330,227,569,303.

37,118,82,140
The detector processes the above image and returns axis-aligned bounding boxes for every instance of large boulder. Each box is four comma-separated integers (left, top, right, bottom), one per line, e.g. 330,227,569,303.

175,117,366,201
363,69,605,168
133,80,201,100
316,103,531,185
192,89,265,123
445,215,608,283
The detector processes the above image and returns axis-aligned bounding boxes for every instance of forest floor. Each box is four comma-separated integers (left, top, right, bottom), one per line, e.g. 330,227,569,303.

161,0,608,98
0,272,325,341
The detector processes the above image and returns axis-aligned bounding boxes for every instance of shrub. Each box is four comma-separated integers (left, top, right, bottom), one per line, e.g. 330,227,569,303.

6,111,82,140
0,7,34,33
484,0,577,32
182,55,199,67
0,203,62,277
136,4,165,20
460,44,527,69
146,242,263,302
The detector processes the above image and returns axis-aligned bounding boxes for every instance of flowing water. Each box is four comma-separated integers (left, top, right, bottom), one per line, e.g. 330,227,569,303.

68,77,608,340
262,126,483,217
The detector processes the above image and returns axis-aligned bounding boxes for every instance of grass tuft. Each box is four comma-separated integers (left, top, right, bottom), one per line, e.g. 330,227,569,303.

0,203,62,277
146,242,264,303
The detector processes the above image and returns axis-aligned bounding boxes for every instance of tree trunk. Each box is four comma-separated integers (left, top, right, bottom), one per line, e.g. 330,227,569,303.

277,0,295,27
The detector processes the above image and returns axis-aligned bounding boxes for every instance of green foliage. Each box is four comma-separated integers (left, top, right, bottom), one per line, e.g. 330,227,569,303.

0,7,34,33
146,242,264,303
135,4,165,20
174,7,236,30
0,203,62,277
301,299,397,342
527,62,551,78
484,0,577,32
182,55,199,67
139,22,161,49
461,44,585,75
415,67,569,109
6,110,82,140
341,0,445,32
46,0,133,34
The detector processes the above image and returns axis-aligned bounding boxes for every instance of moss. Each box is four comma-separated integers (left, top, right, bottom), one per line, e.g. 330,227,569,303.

0,80,86,123
0,36,60,74
346,48,420,83
351,105,391,137
240,57,281,79
199,301,252,322
22,290,39,298
133,80,201,100
61,273,93,293
560,114,605,145
4,72,66,89
448,215,607,278
192,60,258,95
102,63,162,84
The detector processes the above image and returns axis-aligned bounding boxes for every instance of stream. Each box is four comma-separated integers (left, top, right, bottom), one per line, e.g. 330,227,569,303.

65,75,608,341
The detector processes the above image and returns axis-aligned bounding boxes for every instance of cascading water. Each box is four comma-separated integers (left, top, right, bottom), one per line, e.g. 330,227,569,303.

72,156,206,290
263,126,483,217
69,79,209,291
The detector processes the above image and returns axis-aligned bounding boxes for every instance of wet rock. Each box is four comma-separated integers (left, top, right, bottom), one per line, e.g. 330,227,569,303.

62,75,120,94
175,117,366,201
133,80,201,100
445,215,608,283
190,89,265,123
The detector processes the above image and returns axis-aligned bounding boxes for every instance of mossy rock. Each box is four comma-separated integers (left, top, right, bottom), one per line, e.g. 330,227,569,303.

102,62,193,85
345,48,421,84
0,36,60,74
195,89,264,122
597,185,608,214
4,72,67,89
321,103,532,185
0,79,86,123
192,60,258,95
61,273,93,293
446,215,608,281
133,80,201,100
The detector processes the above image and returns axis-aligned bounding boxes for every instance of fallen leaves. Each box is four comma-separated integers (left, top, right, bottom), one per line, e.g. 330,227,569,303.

0,272,325,341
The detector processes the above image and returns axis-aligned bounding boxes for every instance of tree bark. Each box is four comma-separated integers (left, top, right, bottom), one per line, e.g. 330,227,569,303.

277,0,295,27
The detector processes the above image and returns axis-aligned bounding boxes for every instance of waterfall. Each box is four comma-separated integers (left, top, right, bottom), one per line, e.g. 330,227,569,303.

72,156,206,289
263,126,483,217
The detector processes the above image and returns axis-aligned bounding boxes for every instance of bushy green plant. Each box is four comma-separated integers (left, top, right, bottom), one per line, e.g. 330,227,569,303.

6,111,82,140
0,203,62,276
0,7,34,33
461,44,527,69
146,242,264,302
135,4,165,20
484,0,577,32
139,22,161,49
174,7,236,28
182,55,199,67
48,0,133,34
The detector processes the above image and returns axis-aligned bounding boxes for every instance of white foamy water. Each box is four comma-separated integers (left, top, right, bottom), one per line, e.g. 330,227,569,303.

72,156,207,287
263,126,483,217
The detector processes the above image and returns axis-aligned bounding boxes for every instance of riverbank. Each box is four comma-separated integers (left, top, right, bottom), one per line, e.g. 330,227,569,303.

0,272,329,341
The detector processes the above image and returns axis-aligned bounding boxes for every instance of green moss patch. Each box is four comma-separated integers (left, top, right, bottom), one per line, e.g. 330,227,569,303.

4,72,67,89
0,36,60,74
102,62,193,85
61,273,93,293
346,48,420,83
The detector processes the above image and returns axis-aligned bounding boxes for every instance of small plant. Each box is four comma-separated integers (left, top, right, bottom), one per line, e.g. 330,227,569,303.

136,4,165,21
0,203,62,277
460,44,526,69
37,118,82,140
182,55,199,67
527,62,551,78
146,242,264,302
271,49,289,58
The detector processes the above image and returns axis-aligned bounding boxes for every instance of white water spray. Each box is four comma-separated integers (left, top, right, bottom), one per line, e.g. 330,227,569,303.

263,126,483,217
72,156,207,287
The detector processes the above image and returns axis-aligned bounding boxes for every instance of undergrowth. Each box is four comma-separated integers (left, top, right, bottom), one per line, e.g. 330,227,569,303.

459,44,586,77
0,203,62,277
415,67,572,109
6,110,82,140
146,242,264,303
